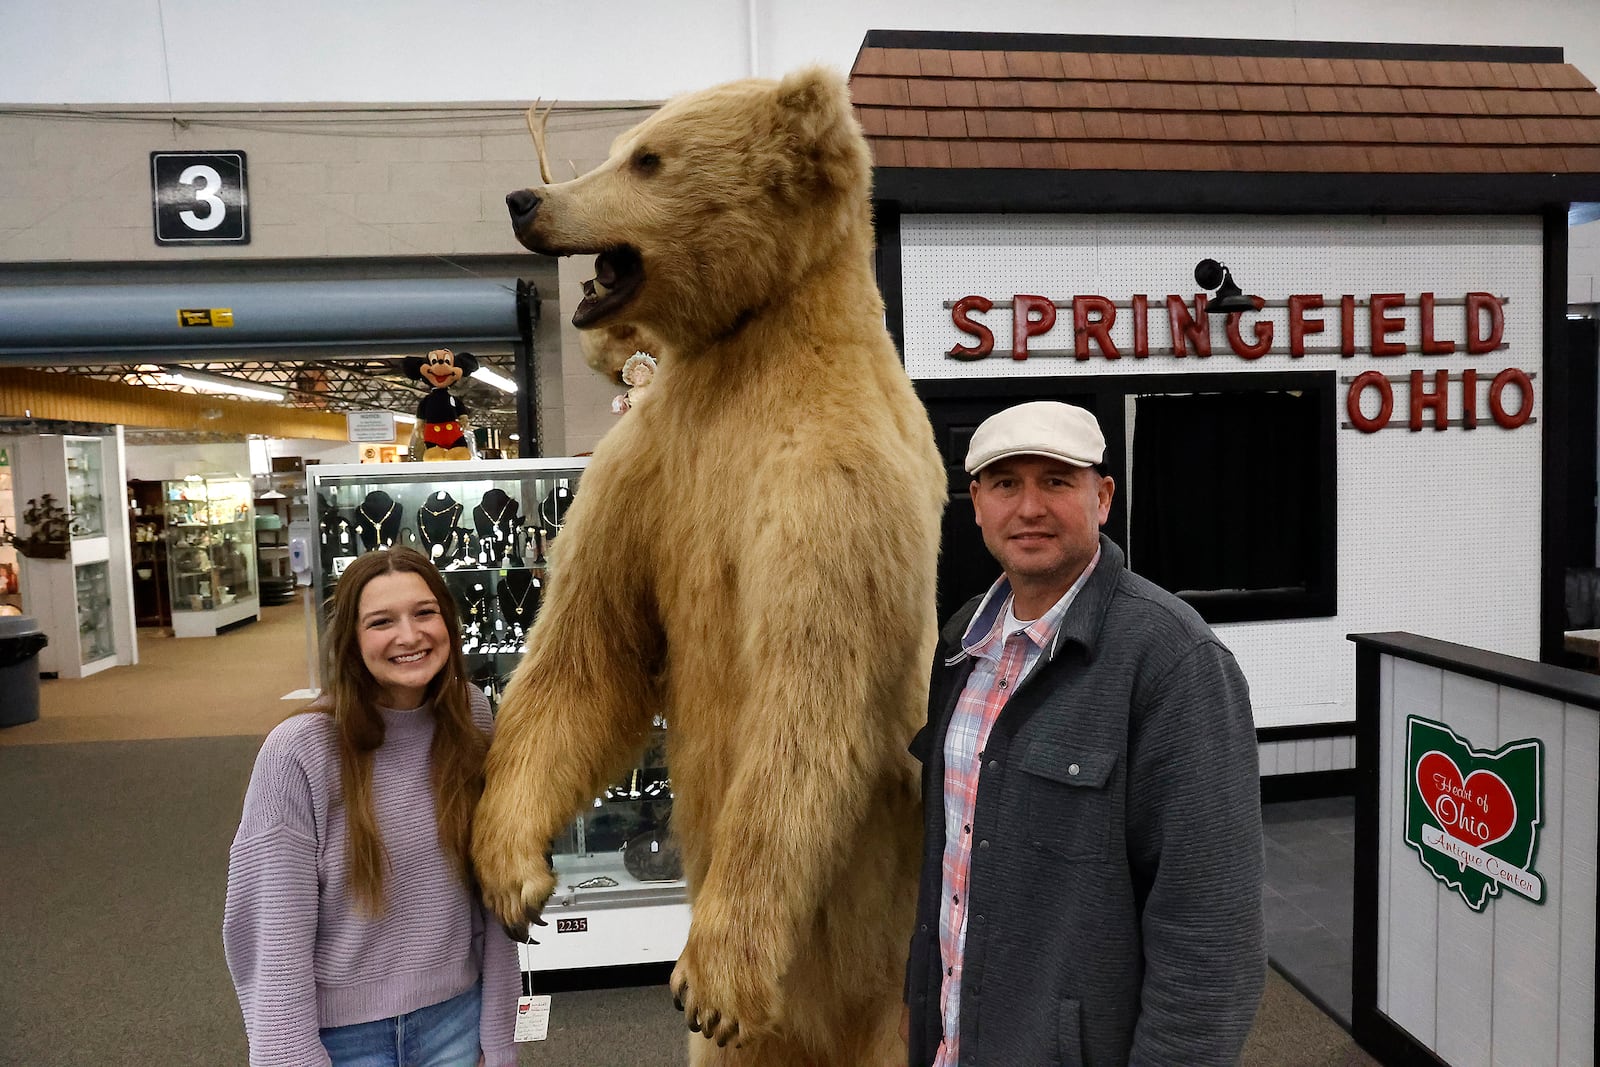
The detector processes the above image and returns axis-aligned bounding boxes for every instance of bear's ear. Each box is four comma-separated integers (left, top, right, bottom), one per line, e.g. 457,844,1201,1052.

454,350,481,375
402,356,426,380
774,66,867,195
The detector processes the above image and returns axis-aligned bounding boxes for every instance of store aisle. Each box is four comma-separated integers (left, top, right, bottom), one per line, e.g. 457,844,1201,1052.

1,595,315,746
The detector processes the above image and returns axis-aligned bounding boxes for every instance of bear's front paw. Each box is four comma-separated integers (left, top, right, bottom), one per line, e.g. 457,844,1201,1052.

669,920,779,1048
471,834,557,941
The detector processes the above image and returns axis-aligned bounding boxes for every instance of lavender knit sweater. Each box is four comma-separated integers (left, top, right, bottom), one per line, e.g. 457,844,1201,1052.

223,688,520,1067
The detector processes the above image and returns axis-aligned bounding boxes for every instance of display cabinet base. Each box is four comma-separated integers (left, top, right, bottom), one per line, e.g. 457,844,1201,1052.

518,899,691,972
78,654,120,678
171,597,261,638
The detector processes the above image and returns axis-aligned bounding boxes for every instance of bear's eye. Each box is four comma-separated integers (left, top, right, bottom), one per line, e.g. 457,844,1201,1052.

632,150,661,174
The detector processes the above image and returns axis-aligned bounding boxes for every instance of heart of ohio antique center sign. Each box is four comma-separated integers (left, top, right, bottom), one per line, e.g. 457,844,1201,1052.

1404,715,1545,912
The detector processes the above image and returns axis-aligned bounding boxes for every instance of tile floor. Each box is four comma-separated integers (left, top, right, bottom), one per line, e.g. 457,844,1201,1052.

1261,794,1357,1026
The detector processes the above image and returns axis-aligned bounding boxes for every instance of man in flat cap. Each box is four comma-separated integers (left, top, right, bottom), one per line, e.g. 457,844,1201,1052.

903,401,1265,1066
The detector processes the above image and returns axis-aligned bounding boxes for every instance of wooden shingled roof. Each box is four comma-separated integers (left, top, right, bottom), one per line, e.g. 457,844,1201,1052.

850,31,1600,212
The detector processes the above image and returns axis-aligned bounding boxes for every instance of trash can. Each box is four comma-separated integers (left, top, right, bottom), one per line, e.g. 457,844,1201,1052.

0,615,48,727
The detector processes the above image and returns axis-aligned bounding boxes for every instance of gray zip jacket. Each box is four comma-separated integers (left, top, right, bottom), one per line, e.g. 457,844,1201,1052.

906,535,1265,1066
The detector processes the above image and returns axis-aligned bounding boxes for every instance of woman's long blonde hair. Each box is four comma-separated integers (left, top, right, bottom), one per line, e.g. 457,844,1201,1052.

310,546,486,915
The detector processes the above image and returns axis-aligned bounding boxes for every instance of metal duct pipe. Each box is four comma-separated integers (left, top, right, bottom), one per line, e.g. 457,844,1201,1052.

0,277,524,361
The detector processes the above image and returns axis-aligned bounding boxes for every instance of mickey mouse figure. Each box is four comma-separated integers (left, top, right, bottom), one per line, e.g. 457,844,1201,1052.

403,348,479,462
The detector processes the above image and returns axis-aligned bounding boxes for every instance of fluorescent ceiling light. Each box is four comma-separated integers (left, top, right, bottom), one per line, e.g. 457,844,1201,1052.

141,368,288,403
471,366,518,394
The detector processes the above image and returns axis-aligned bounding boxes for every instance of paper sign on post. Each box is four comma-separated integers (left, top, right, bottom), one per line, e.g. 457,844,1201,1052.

346,411,397,443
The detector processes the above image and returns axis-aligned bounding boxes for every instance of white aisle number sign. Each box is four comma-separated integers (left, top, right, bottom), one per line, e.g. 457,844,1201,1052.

151,151,250,245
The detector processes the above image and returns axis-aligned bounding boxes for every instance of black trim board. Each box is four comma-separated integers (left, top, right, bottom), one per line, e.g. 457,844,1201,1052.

1257,723,1355,743
872,169,1600,216
1349,631,1600,712
1541,211,1571,665
872,203,905,359
859,29,1563,65
1260,768,1354,804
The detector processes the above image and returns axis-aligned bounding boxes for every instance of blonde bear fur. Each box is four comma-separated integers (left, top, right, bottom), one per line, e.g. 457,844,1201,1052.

471,67,945,1065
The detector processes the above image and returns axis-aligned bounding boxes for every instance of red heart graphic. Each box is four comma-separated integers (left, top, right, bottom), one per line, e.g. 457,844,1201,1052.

1416,750,1517,848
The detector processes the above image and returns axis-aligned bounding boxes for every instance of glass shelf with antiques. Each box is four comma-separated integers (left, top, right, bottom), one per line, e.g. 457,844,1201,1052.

0,449,20,613
163,475,260,638
74,560,116,664
253,468,307,607
64,437,106,539
307,458,689,970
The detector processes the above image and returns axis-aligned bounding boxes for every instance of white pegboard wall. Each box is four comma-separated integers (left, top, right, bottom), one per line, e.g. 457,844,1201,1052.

903,214,1545,728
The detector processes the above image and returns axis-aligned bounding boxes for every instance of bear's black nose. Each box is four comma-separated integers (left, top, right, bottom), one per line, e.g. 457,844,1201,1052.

506,189,541,228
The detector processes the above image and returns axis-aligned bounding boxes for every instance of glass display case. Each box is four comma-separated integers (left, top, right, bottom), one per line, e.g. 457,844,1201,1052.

65,437,105,539
309,458,690,970
0,447,20,613
0,431,137,677
74,560,115,663
164,475,260,638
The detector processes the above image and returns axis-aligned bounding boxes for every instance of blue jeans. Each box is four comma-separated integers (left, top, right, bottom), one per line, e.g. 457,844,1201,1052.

320,983,481,1067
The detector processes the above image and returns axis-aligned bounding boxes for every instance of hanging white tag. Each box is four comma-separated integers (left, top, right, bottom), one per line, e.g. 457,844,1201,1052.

514,994,551,1041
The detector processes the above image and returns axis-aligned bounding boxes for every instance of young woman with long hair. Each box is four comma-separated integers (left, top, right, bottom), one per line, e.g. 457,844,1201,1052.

224,547,519,1067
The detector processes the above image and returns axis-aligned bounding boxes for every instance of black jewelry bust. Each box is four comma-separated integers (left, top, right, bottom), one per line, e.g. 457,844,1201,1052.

496,569,541,629
474,488,522,566
354,491,403,551
417,491,464,563
539,479,574,543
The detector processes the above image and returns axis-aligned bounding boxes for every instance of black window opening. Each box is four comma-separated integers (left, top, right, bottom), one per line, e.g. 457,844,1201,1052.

1127,375,1336,624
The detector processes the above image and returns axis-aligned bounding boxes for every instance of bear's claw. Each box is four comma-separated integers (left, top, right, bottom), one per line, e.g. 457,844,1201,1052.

671,974,743,1048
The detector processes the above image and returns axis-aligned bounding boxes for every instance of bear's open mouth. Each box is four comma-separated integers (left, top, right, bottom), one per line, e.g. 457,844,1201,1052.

575,246,644,328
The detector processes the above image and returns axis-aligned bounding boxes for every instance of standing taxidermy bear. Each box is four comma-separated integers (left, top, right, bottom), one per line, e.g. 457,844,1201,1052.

471,68,945,1065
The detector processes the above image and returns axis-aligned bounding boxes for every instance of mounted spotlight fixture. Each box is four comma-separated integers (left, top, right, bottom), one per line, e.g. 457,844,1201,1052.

1194,258,1257,315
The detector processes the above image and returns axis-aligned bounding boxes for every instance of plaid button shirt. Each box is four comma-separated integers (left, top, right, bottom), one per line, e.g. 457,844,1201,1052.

933,550,1099,1067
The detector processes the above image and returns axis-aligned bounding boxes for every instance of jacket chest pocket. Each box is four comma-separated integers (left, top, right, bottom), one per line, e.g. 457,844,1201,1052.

1018,739,1117,862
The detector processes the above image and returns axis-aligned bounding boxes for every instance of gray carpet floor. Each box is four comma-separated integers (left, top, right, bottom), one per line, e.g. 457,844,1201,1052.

0,737,1371,1066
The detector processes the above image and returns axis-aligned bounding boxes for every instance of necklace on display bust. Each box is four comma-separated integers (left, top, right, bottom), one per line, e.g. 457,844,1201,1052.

497,569,541,625
474,490,522,565
355,492,403,550
417,492,462,560
540,480,573,535
420,492,462,520
475,489,518,530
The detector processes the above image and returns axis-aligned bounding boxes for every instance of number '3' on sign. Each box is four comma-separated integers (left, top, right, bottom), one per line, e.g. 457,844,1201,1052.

150,151,251,245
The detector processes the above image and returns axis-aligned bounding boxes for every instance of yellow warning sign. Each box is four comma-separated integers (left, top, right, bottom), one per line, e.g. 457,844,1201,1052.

177,308,234,327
